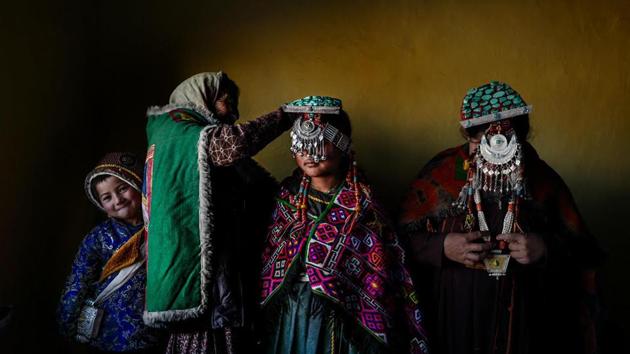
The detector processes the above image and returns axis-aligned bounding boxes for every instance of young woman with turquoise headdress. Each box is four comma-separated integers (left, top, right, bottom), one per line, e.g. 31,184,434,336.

259,96,429,354
398,81,604,354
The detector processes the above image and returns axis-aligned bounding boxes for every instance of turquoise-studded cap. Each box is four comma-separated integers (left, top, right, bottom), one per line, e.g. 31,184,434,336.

460,81,532,128
283,96,342,115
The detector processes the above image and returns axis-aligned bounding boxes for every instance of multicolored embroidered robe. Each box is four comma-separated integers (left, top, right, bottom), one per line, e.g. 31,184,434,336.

261,174,429,354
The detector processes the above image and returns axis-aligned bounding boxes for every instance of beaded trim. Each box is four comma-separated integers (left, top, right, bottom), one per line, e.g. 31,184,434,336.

460,105,532,128
283,104,341,114
93,164,143,183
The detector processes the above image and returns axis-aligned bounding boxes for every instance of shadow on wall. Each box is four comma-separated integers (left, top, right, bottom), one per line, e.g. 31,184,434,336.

0,2,182,353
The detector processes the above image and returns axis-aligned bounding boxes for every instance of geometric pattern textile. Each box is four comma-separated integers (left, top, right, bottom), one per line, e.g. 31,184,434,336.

261,181,429,353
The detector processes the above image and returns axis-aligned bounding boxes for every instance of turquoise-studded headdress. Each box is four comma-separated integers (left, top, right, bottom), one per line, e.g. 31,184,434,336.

454,82,531,278
284,96,351,162
460,81,532,128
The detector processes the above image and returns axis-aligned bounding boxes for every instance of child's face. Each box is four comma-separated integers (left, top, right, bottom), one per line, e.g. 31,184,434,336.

95,175,142,225
294,142,343,179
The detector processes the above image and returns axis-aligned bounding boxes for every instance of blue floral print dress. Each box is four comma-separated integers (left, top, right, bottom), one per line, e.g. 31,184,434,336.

57,218,161,352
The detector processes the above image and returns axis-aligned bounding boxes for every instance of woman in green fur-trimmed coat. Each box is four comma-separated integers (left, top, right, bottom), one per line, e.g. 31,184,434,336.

142,72,295,354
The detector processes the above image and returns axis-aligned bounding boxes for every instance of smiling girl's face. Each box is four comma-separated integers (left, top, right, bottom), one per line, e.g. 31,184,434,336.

95,175,142,225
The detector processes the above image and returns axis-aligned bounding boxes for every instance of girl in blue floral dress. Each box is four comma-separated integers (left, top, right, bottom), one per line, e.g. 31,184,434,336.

58,152,164,353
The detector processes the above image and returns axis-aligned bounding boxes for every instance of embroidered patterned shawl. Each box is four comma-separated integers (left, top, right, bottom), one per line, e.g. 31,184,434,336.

261,175,429,353
142,103,220,327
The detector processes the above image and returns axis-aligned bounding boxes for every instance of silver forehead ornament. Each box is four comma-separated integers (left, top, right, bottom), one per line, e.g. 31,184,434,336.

289,116,351,163
472,132,523,195
480,133,518,165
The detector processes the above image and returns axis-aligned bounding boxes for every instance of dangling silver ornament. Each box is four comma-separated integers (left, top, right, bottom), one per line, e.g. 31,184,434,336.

290,117,326,162
289,115,352,163
480,133,518,165
471,132,523,198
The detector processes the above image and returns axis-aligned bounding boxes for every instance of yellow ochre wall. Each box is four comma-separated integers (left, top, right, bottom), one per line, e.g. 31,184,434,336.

1,0,628,352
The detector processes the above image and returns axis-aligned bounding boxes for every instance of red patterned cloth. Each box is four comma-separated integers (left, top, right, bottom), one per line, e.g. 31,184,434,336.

260,174,429,353
398,145,469,233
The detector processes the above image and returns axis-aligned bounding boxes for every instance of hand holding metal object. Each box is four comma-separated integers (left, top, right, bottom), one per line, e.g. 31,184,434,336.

444,231,492,268
496,232,547,265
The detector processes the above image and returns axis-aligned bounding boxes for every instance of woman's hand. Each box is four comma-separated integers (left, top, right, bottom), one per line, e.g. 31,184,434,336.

444,232,492,266
496,233,546,265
